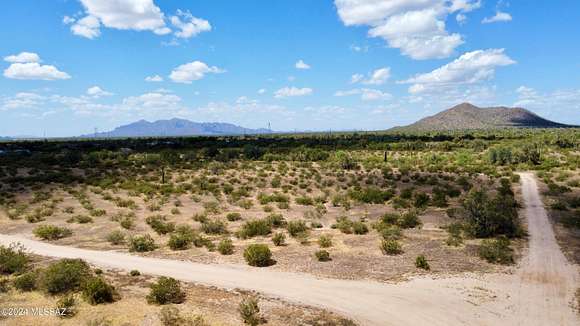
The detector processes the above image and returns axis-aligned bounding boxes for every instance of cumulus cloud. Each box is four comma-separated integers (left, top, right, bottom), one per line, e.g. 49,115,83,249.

145,75,163,82
295,60,311,70
122,91,182,108
334,88,392,101
170,10,211,38
400,49,515,94
482,11,512,24
258,88,267,94
351,68,391,85
3,52,71,80
334,0,481,59
1,92,45,110
4,52,41,63
66,0,212,39
70,15,101,39
274,87,313,98
514,86,580,123
169,61,225,84
87,86,113,98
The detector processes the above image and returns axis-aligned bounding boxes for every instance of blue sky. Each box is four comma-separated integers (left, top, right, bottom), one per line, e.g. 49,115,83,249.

1,0,579,137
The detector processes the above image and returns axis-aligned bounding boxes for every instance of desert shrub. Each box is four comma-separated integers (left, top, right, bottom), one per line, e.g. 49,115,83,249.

201,219,228,235
146,215,175,235
286,220,308,237
462,189,520,238
147,277,186,305
120,216,135,229
129,270,141,276
56,295,77,318
431,187,448,207
315,250,331,262
478,237,514,264
168,226,196,250
243,244,272,267
159,306,210,326
379,226,402,240
67,214,93,224
318,234,333,248
13,271,37,291
415,255,430,270
295,196,314,206
380,239,403,255
0,278,9,293
413,192,430,208
106,230,125,245
271,233,285,246
239,296,263,326
83,277,117,305
41,259,91,294
333,216,353,234
398,210,421,229
129,234,157,252
352,221,369,235
33,225,72,240
218,238,234,255
349,187,393,204
0,243,28,275
238,219,272,239
226,212,242,221
265,213,286,228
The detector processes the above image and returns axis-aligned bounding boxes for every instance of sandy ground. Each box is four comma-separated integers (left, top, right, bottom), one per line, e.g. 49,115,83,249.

1,172,578,325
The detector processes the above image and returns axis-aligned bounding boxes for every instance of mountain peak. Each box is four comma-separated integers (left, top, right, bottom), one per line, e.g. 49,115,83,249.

396,103,571,131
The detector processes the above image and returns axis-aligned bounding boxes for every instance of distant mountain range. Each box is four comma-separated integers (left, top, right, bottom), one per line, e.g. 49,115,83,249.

85,118,273,138
394,103,572,131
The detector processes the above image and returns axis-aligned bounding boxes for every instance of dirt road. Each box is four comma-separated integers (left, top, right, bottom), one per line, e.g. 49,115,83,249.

0,172,577,325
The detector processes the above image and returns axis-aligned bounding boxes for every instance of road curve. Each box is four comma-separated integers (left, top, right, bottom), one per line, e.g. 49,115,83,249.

0,172,578,325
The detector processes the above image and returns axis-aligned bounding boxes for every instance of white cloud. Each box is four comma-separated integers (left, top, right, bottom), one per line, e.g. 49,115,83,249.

295,60,311,70
334,88,392,101
170,10,211,38
145,75,163,82
4,55,71,81
351,68,391,85
514,86,580,123
274,87,313,98
169,61,225,84
482,11,512,24
456,13,467,24
87,86,113,98
400,49,515,94
257,88,266,94
4,52,41,63
70,15,101,39
69,0,201,38
334,0,481,59
350,44,369,52
122,92,182,109
1,92,45,110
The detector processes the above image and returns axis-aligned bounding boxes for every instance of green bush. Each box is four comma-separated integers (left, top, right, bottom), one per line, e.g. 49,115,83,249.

271,233,285,246
201,219,228,235
12,271,37,291
286,220,308,237
226,212,242,221
147,277,185,305
218,238,234,255
129,234,157,252
398,210,421,229
41,259,91,294
265,213,286,228
318,234,333,248
413,192,430,208
462,189,520,238
129,270,141,277
106,230,125,245
243,244,272,267
0,243,28,275
380,239,403,255
379,226,402,240
315,250,331,262
238,219,272,239
33,225,72,240
56,295,77,318
352,221,369,235
168,225,196,250
349,187,394,204
238,296,262,326
83,277,117,305
146,215,175,235
415,255,430,270
478,237,514,264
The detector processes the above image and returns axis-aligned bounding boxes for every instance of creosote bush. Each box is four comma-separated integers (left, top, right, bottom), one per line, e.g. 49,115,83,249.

243,244,272,267
218,238,234,255
0,243,28,275
83,277,117,305
239,296,263,326
56,295,77,318
129,234,157,252
380,239,403,255
478,236,514,264
271,233,285,246
147,277,186,305
415,255,430,270
13,271,37,291
315,250,331,262
41,259,91,294
33,225,72,240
